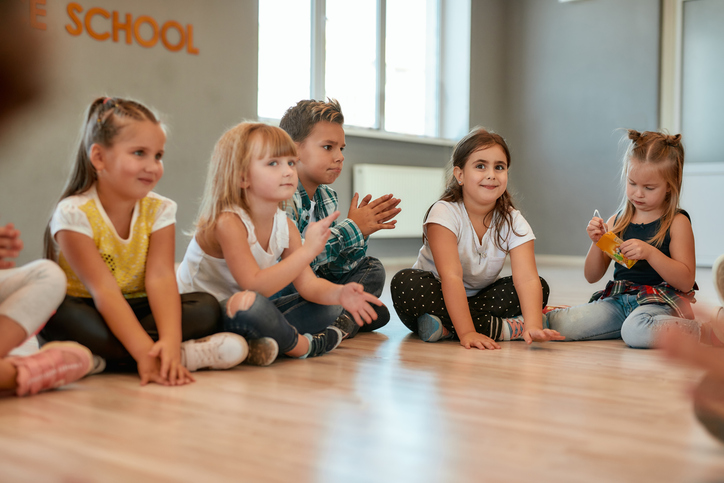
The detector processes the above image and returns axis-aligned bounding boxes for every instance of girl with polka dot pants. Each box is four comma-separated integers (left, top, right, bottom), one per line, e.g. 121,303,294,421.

391,128,563,350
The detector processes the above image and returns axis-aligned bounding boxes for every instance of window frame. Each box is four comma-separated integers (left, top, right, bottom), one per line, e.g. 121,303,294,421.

258,0,459,146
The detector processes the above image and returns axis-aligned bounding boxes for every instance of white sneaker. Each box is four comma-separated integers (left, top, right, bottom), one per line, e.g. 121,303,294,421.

88,355,106,375
181,333,248,372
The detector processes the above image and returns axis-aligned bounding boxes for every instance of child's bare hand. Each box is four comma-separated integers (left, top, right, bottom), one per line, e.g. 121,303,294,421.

0,222,23,268
619,239,653,260
586,216,608,243
660,327,724,379
523,328,565,344
338,282,382,326
136,353,170,386
149,339,194,386
348,193,401,237
304,211,340,256
459,331,501,350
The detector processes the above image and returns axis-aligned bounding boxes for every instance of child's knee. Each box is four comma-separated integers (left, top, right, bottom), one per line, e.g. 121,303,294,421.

621,315,656,349
227,291,257,317
28,259,67,303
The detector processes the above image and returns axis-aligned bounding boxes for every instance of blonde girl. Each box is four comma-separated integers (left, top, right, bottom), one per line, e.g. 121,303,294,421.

545,130,698,348
391,128,563,350
40,97,245,386
177,122,381,362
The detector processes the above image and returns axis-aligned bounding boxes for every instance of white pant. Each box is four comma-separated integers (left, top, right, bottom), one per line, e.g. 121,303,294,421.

0,259,66,337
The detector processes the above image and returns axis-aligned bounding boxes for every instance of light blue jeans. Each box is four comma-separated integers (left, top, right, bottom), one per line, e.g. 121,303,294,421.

544,293,699,348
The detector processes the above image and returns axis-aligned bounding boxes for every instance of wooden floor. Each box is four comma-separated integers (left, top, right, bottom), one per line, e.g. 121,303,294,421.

1,259,723,483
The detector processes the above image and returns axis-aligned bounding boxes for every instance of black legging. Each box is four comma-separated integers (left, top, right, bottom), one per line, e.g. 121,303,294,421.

39,292,221,368
391,269,550,339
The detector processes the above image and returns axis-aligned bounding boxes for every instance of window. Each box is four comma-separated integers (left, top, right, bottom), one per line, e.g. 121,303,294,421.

258,0,443,138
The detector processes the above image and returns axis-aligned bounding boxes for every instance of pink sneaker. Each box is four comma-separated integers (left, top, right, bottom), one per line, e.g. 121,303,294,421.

8,341,93,397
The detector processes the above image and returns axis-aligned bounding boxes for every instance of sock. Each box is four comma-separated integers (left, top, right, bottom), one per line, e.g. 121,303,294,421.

500,316,525,341
299,333,314,359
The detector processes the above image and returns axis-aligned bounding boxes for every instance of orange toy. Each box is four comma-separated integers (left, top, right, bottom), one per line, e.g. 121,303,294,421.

596,232,637,269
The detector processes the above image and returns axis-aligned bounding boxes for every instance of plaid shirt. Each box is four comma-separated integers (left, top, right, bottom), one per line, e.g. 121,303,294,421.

285,181,367,277
590,280,697,319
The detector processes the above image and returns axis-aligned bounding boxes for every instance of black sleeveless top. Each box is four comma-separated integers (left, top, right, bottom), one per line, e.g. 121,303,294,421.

613,210,690,286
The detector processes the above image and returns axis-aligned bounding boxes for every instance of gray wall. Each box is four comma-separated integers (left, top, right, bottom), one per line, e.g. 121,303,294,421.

681,0,724,164
1,0,257,264
1,0,662,265
496,0,661,257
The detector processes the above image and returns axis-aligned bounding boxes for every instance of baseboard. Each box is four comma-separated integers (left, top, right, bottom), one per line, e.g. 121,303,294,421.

535,254,586,267
378,256,419,268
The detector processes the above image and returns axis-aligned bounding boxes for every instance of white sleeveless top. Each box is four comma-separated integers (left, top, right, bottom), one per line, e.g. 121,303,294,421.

177,206,289,301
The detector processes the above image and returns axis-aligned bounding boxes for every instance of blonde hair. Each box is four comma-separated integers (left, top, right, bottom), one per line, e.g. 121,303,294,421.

611,129,685,247
194,122,297,234
44,97,161,260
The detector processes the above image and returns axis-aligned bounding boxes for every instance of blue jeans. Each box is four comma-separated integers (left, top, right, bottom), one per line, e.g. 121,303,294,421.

221,292,339,354
544,293,699,348
274,256,389,332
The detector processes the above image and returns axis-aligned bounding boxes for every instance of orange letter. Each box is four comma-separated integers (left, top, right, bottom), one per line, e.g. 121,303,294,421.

160,21,185,52
30,0,47,31
112,12,132,44
186,24,199,55
133,16,159,48
66,3,83,36
85,7,110,41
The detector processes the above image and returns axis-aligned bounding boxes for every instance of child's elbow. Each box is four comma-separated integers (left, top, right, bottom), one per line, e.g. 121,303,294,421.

584,269,602,284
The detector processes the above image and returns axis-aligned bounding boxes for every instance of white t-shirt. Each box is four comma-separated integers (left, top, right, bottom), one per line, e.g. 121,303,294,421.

413,200,535,296
177,206,290,301
50,185,176,298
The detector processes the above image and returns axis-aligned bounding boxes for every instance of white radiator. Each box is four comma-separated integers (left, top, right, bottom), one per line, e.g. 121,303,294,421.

680,162,724,266
353,164,446,238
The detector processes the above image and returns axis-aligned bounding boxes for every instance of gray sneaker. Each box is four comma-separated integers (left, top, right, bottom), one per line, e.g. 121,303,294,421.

333,313,359,339
245,337,279,366
302,326,344,358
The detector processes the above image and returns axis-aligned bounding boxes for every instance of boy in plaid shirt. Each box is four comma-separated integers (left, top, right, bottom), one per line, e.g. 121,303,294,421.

280,99,401,337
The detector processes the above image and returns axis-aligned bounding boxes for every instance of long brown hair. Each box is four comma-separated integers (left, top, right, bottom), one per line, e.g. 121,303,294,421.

611,130,685,247
424,127,521,252
44,97,161,260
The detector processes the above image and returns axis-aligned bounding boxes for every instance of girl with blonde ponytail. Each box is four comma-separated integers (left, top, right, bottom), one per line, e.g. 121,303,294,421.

546,130,698,348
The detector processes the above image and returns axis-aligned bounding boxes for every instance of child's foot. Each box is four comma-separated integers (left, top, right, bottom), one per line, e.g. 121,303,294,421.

499,315,525,341
333,313,359,340
417,314,452,342
8,341,94,397
302,327,344,358
245,337,279,366
181,333,248,371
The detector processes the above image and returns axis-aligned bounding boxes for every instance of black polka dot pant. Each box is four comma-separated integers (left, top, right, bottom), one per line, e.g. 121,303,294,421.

390,268,550,340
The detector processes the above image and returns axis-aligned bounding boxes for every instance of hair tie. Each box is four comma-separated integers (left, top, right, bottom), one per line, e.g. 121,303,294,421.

666,134,682,147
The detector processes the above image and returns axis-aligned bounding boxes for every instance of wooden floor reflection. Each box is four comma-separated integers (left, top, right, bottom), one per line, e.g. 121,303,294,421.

0,260,722,482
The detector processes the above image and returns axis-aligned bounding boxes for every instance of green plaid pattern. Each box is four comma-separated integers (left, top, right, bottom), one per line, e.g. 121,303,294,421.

285,181,367,277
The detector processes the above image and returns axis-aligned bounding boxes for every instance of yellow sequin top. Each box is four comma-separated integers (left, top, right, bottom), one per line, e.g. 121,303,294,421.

50,185,177,299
